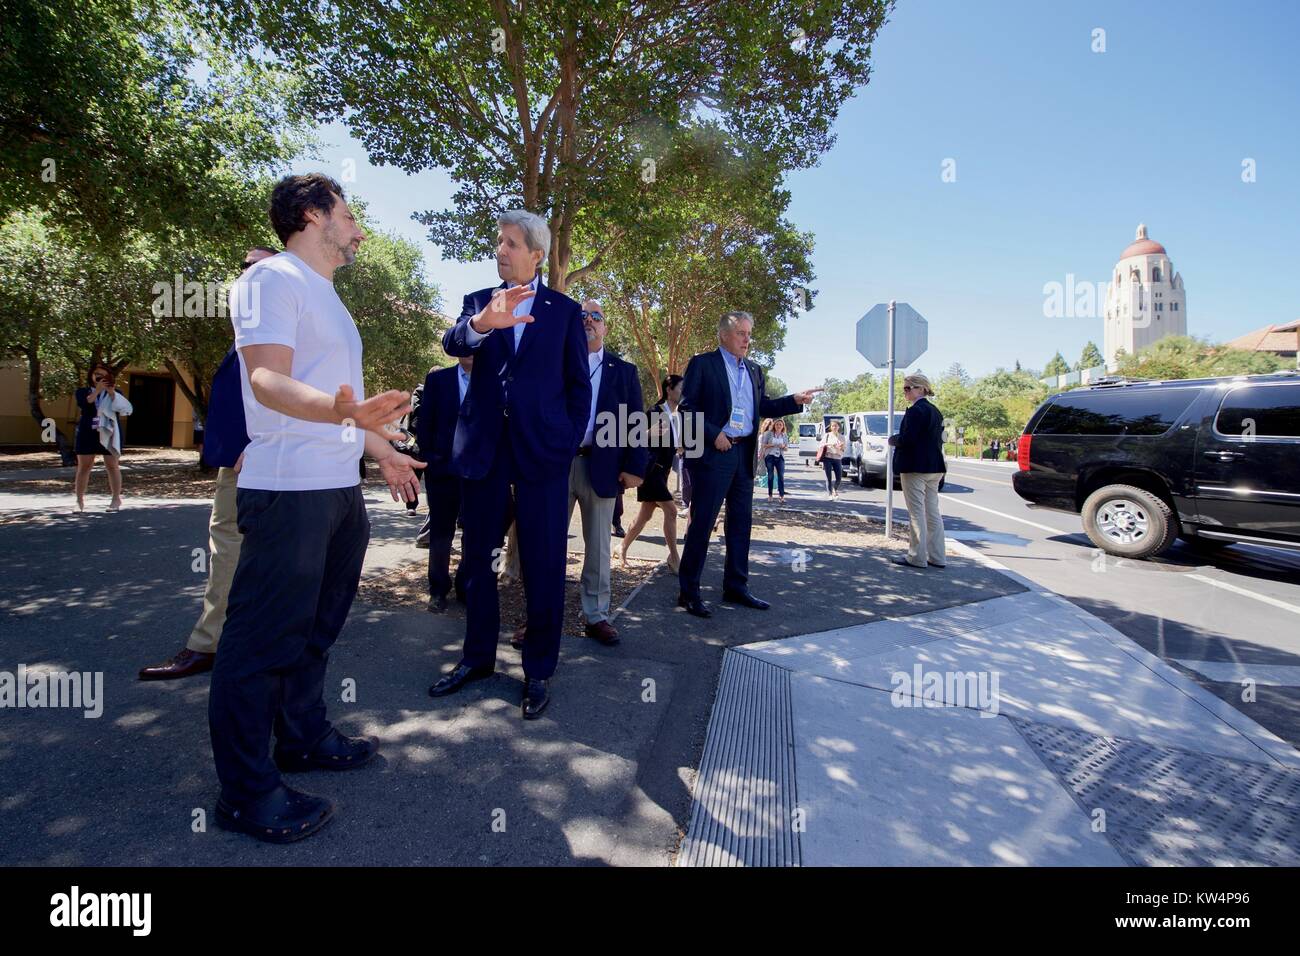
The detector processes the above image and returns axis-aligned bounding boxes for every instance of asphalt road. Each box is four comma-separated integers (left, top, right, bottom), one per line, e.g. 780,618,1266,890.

781,454,1300,752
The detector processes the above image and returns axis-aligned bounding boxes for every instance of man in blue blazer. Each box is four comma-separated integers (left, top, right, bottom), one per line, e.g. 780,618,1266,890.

415,355,473,612
677,312,820,617
428,210,591,719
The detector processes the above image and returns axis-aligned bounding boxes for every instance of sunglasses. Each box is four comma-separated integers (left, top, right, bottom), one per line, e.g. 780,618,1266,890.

581,310,605,322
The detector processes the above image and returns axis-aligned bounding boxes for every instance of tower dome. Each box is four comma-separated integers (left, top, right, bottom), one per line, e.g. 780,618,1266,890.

1119,223,1167,259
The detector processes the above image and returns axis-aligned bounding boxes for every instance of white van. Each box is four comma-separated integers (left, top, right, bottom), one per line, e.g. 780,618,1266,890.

844,409,903,486
795,421,823,466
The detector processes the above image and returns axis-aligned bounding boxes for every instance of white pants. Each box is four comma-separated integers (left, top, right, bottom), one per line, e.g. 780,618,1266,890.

568,456,615,623
901,472,946,567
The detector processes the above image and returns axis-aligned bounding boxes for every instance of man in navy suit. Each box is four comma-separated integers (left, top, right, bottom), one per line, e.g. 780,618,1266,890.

428,210,590,719
677,312,821,617
416,354,473,613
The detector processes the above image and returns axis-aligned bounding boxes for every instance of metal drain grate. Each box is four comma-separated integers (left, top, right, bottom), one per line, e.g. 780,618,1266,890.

1012,718,1300,866
678,650,800,866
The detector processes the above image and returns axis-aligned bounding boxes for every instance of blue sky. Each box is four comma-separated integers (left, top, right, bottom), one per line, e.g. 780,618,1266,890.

290,0,1300,388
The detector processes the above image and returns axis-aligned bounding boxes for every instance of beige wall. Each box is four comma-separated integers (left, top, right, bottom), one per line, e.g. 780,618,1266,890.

0,360,198,448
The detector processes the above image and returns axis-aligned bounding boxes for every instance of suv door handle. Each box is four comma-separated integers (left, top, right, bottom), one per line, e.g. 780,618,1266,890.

1203,450,1244,462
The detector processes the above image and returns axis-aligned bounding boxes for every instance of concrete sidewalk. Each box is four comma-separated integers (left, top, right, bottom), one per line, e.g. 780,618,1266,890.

679,543,1300,867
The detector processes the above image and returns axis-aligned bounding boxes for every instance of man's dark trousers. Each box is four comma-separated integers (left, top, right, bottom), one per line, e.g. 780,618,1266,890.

425,474,466,599
208,485,369,803
460,428,569,680
678,441,754,601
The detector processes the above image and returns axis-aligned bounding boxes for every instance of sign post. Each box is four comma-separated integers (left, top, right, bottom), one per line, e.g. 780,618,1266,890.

885,301,897,537
856,302,929,541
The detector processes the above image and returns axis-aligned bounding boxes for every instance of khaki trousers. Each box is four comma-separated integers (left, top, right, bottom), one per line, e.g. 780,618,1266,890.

901,471,946,568
567,456,615,624
186,466,243,653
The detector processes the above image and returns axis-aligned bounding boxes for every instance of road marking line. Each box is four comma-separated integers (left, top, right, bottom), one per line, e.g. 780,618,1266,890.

937,495,1072,535
946,471,1013,486
1174,659,1300,686
1186,574,1300,617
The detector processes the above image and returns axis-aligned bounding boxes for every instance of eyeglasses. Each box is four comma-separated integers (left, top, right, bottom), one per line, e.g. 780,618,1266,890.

581,310,605,322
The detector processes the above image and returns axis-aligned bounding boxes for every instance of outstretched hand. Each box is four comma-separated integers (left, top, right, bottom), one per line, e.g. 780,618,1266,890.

334,384,411,432
471,284,537,333
793,387,824,406
377,451,426,503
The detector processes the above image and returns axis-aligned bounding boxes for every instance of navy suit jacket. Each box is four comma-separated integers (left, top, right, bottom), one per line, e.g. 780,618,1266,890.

893,397,946,473
680,348,801,476
442,279,590,481
415,365,462,479
585,349,650,498
200,346,249,469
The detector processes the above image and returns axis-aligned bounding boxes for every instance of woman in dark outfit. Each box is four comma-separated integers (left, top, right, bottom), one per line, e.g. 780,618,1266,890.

620,375,683,573
73,363,131,512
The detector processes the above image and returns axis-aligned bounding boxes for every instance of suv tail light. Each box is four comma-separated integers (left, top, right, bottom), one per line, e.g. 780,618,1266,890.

1017,433,1032,471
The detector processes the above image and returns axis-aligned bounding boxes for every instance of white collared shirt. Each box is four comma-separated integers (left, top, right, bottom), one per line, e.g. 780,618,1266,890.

582,347,604,446
457,364,470,405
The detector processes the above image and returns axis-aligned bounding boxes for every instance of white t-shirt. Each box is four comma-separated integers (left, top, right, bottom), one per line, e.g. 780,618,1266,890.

230,250,365,491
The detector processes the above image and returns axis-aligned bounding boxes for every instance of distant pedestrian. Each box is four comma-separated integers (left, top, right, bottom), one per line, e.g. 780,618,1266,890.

818,419,846,500
622,376,684,574
759,418,789,501
889,373,947,570
73,363,133,513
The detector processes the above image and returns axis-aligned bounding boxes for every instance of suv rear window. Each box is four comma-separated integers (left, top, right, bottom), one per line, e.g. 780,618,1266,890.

1215,384,1300,438
798,424,818,437
1033,387,1198,436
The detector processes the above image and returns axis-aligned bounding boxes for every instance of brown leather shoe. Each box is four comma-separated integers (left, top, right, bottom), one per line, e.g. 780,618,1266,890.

509,624,527,650
138,648,214,681
584,620,620,646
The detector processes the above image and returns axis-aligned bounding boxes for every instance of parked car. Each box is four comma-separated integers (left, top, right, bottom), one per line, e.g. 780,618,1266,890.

1012,372,1300,558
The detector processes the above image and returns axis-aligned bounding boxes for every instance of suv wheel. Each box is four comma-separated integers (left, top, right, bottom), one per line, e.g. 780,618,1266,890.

1081,484,1177,559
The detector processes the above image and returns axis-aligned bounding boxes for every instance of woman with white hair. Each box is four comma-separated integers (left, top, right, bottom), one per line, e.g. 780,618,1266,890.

888,373,947,569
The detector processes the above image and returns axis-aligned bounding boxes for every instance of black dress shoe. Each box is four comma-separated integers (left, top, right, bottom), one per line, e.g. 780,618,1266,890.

722,589,770,610
892,557,924,568
274,728,378,772
612,525,626,538
522,678,550,719
927,561,947,569
427,594,449,614
677,593,712,618
215,784,334,844
428,662,495,697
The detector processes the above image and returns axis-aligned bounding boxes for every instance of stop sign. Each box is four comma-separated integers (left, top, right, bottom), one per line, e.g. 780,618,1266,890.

856,302,928,368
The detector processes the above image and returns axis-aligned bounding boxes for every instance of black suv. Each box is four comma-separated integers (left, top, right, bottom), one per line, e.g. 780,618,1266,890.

1012,372,1300,559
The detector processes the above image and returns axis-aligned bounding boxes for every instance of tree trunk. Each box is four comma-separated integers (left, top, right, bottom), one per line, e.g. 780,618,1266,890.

22,341,75,465
164,358,207,422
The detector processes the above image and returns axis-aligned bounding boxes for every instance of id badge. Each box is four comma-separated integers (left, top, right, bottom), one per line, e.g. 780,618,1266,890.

729,407,746,432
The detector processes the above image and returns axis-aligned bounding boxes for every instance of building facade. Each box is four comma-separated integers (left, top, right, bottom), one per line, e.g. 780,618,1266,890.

1103,224,1187,369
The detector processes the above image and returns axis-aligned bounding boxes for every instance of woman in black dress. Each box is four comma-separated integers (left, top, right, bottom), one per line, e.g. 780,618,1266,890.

73,363,129,512
620,375,683,573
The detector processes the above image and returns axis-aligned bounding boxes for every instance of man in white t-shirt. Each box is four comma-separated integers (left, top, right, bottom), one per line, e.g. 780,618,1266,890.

208,173,424,844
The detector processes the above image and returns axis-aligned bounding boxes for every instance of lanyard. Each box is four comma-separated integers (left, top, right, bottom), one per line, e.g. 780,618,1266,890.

732,357,747,394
